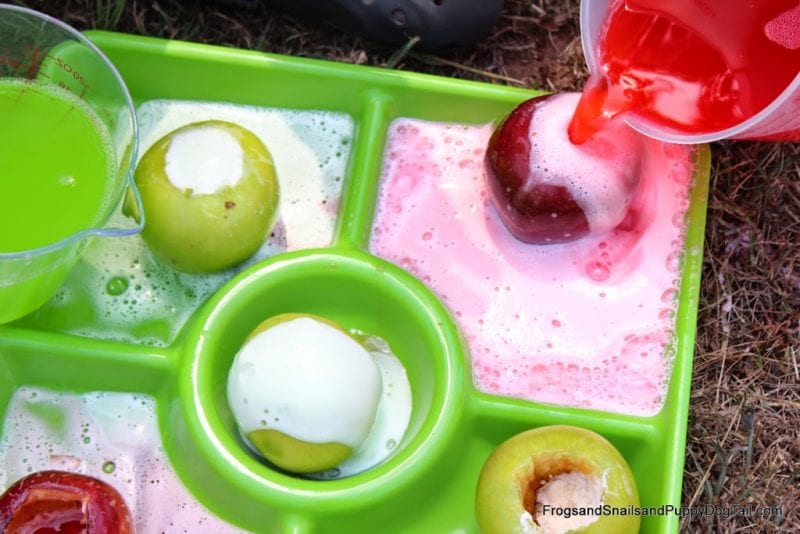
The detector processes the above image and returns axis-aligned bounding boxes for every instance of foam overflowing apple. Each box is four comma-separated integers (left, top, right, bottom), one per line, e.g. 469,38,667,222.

475,425,640,534
485,93,644,244
227,313,382,473
227,313,413,478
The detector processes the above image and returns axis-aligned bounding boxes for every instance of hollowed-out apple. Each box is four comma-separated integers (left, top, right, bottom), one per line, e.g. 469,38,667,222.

227,313,382,474
475,425,640,533
0,470,133,533
129,120,280,273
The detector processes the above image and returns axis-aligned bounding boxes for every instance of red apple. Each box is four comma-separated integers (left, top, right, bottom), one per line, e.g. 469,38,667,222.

0,471,133,534
485,93,642,244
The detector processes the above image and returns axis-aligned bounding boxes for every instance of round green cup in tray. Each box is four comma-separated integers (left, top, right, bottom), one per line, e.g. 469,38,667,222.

0,31,710,533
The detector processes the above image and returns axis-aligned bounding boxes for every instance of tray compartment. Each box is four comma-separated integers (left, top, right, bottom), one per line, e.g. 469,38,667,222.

469,395,663,531
166,248,470,531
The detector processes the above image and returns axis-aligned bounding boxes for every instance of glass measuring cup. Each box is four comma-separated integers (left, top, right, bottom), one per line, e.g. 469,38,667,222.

581,0,800,143
0,5,142,324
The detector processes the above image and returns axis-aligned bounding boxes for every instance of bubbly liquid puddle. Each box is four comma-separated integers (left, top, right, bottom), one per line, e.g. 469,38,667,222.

0,388,244,533
19,101,353,346
370,112,696,416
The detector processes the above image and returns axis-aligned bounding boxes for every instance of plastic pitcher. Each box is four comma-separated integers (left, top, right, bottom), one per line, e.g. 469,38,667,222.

0,5,143,324
581,0,800,143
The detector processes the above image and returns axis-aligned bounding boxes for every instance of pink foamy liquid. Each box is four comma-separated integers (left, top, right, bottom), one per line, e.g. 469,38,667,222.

0,388,244,533
370,94,695,416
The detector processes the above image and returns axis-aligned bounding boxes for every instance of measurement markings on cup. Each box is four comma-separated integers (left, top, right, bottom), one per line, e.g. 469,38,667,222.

44,54,90,98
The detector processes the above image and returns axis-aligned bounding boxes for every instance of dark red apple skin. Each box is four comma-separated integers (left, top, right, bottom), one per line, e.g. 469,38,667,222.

485,95,590,244
0,471,134,534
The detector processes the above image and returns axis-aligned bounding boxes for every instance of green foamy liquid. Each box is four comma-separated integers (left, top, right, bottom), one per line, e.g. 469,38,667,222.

0,79,115,253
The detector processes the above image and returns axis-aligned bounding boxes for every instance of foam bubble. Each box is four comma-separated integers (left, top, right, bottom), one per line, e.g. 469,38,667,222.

765,5,800,50
585,261,611,282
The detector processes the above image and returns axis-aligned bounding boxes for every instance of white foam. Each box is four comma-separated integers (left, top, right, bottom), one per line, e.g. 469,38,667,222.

527,93,643,234
535,472,604,532
164,125,243,195
227,318,382,449
310,335,412,479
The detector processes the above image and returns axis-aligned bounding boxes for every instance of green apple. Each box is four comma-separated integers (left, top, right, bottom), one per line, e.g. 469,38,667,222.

245,313,348,341
131,120,279,273
244,314,358,473
475,425,640,534
227,313,383,474
247,428,353,474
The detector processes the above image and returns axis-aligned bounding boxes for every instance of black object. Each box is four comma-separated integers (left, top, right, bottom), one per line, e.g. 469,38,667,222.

203,0,261,8
208,0,506,52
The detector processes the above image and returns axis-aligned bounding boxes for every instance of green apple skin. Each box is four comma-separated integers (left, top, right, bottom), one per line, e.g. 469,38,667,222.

248,428,352,474
475,425,640,534
133,120,279,273
245,313,349,342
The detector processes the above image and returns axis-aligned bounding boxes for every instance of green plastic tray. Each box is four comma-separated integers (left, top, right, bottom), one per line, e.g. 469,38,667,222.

0,32,710,533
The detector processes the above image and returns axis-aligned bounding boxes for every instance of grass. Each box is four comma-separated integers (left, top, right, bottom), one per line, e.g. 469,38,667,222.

13,0,800,531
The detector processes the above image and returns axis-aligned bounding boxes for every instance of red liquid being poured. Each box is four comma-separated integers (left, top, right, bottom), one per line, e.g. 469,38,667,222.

569,0,800,143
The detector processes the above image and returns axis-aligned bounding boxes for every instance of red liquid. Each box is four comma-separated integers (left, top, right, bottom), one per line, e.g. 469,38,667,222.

569,0,800,143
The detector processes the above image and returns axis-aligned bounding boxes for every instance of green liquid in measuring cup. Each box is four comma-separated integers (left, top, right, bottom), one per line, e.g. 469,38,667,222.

0,78,116,254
